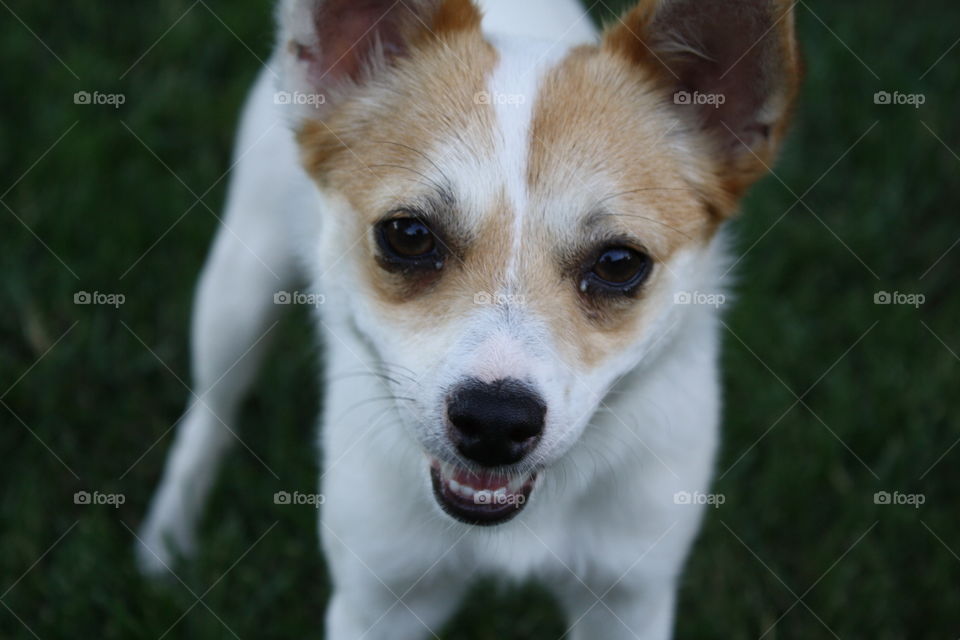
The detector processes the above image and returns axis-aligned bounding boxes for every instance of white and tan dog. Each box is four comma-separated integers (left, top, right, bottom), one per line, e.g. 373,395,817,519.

139,0,800,637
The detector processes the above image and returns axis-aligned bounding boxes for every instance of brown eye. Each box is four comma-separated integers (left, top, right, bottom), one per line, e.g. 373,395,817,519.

376,217,444,271
585,247,652,293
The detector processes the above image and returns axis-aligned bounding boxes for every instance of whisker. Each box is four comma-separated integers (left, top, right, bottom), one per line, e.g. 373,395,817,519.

328,370,402,386
377,362,420,382
335,395,416,424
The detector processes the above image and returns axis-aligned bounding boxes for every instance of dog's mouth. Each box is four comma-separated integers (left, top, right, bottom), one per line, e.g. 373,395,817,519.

429,459,535,526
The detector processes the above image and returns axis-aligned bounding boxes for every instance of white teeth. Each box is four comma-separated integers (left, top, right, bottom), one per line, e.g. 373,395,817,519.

446,483,517,503
436,460,531,503
444,478,477,501
507,476,527,492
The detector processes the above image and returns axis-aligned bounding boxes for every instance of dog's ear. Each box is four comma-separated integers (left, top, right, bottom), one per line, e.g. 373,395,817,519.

603,0,801,202
276,0,481,117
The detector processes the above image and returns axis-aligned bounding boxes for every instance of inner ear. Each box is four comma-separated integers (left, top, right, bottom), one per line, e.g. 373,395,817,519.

604,0,801,200
299,0,418,85
652,1,791,145
279,0,482,94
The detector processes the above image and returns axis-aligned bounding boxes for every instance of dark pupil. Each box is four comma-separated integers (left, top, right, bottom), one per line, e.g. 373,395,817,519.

594,248,641,284
387,219,435,257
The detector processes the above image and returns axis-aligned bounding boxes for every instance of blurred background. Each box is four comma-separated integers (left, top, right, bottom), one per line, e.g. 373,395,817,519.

1,1,957,638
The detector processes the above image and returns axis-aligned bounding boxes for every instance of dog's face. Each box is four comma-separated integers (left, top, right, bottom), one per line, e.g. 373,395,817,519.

281,0,799,524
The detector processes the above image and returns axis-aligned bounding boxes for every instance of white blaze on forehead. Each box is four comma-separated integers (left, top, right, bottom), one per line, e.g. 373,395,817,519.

485,36,576,288
476,0,598,46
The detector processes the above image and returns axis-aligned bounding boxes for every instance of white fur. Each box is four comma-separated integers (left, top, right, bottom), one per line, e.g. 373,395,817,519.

139,2,724,639
476,0,598,47
485,36,568,288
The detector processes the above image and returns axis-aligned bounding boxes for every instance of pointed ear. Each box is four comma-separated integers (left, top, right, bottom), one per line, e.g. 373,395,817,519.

603,0,801,200
275,0,482,117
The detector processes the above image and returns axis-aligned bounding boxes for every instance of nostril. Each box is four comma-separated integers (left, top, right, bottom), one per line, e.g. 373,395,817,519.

447,378,546,466
506,408,544,442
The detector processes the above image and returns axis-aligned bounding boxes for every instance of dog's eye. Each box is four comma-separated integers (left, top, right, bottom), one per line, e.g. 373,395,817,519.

376,217,442,269
383,218,435,257
584,247,652,294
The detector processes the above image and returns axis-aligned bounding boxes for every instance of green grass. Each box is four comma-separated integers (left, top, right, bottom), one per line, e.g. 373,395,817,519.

2,1,959,638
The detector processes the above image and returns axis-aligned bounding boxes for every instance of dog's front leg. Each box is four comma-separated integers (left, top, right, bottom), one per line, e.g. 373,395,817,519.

318,474,471,639
321,511,468,640
137,79,308,575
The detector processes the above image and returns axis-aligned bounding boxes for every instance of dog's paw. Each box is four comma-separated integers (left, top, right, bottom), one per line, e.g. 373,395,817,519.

135,514,196,580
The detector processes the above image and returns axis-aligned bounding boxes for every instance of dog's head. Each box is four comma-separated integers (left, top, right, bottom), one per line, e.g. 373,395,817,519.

278,0,800,524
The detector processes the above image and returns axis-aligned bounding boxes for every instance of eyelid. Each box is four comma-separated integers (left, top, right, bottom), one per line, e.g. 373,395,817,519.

564,237,651,272
382,207,426,224
577,246,654,298
382,208,449,240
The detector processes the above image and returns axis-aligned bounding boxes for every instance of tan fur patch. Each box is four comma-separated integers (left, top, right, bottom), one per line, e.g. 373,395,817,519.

523,45,723,367
297,0,494,177
297,0,501,328
429,0,483,36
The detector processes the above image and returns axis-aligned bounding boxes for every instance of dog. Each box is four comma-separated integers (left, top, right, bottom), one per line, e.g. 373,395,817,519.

138,0,800,637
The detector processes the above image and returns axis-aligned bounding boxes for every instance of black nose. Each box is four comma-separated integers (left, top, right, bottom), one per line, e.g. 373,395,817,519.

447,378,546,467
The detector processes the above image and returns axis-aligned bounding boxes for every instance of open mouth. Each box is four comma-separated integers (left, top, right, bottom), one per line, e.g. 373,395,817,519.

429,460,536,526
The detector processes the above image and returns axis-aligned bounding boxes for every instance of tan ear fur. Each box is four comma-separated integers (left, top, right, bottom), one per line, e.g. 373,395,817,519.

603,0,802,204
